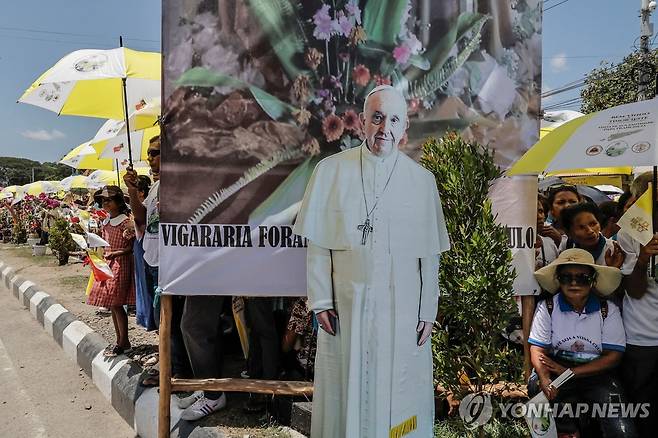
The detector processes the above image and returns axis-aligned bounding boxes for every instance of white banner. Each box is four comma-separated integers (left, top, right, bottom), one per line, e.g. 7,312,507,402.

490,176,540,296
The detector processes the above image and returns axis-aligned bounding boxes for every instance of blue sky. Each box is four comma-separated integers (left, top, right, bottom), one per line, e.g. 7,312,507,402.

0,0,647,162
0,0,160,163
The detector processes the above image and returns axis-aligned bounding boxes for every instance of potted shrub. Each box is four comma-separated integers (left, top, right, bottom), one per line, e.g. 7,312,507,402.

48,218,76,265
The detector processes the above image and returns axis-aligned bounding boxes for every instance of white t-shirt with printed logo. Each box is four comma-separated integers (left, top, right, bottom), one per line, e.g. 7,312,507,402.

528,293,626,363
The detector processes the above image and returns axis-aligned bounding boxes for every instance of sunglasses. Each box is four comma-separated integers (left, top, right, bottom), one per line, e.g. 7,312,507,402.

557,273,595,286
147,149,160,157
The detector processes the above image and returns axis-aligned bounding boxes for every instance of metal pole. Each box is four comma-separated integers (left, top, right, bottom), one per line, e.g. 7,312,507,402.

119,36,134,167
637,0,657,275
115,160,120,186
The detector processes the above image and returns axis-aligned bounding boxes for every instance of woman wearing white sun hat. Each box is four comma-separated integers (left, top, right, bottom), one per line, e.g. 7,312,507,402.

527,248,637,437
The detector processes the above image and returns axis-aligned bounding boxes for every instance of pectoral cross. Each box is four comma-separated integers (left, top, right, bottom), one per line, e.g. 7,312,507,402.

357,217,373,245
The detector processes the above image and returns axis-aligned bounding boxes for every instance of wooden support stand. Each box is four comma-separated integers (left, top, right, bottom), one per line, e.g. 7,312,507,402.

157,295,314,438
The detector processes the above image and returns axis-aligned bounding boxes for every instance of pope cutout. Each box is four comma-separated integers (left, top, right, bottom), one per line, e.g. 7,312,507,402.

293,85,451,437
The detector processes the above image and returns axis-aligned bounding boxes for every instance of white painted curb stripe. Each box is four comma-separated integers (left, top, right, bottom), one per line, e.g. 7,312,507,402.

29,291,49,318
91,351,129,401
134,388,183,438
18,281,36,302
43,304,68,337
61,320,94,362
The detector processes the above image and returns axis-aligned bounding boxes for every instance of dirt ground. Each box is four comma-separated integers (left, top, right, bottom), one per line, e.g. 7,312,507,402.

0,243,308,438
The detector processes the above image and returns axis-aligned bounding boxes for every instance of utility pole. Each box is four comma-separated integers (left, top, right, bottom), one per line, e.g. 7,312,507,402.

637,0,656,101
638,0,658,277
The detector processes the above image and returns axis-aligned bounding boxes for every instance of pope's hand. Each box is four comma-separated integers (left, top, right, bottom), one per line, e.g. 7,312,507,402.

317,309,338,336
416,321,433,346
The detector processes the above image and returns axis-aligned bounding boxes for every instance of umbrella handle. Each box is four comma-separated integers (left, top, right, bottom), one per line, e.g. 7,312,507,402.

119,36,133,167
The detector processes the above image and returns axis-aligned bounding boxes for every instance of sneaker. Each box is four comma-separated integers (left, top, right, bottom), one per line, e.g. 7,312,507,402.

176,390,203,409
240,370,250,379
180,394,227,421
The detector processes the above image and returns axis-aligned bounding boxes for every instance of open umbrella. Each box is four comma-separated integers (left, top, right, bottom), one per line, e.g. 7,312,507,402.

60,175,96,191
19,181,63,196
18,45,160,164
511,98,658,273
510,98,658,175
60,142,114,171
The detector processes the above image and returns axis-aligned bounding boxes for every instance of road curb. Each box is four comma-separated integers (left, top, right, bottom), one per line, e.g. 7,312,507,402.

0,259,229,438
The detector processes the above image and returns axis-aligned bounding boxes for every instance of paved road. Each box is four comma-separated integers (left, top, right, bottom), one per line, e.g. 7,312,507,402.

0,282,135,438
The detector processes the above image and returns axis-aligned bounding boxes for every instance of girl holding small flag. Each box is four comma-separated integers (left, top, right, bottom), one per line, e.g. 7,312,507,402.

88,185,136,357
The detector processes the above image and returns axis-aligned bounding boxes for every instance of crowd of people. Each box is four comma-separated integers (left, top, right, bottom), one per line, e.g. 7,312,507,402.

4,133,658,434
1,134,319,422
524,173,658,437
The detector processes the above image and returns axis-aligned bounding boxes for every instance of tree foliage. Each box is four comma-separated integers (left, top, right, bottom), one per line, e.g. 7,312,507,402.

580,51,658,114
421,133,522,398
0,157,72,187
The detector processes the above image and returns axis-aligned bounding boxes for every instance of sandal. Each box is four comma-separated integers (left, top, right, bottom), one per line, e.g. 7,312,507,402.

103,345,133,358
141,368,160,387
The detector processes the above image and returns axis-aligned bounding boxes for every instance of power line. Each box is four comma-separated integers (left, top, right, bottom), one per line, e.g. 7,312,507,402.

0,25,159,43
0,32,159,51
544,0,571,12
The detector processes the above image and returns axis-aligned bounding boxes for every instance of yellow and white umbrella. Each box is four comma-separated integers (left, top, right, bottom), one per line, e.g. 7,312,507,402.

60,142,114,170
60,175,95,191
19,47,160,120
98,125,160,162
509,98,658,175
1,186,18,199
19,181,63,196
88,167,151,189
92,98,160,142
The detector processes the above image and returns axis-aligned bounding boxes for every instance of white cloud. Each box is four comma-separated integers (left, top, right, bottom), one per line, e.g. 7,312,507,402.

550,53,568,73
21,129,66,141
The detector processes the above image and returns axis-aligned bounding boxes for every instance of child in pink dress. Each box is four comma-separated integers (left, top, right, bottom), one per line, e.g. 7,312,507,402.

88,186,136,357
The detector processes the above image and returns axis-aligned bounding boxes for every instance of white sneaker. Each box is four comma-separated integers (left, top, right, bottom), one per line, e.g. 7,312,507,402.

180,393,227,421
176,390,203,409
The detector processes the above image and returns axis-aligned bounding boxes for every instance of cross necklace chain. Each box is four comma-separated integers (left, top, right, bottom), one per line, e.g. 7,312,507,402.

357,148,400,245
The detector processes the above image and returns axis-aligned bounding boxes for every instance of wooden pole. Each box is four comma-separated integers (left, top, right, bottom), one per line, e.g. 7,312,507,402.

158,294,172,438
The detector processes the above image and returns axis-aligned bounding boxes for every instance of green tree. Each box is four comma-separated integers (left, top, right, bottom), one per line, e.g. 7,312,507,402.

0,157,73,186
420,133,522,401
580,50,658,113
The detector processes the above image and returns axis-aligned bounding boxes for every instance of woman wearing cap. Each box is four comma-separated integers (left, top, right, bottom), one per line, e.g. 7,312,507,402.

88,185,136,357
559,203,625,269
528,249,636,437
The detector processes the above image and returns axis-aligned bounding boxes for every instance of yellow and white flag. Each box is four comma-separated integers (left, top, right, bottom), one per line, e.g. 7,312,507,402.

618,185,654,246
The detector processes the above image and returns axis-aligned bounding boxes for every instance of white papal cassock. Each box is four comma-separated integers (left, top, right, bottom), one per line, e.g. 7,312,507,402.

293,143,450,438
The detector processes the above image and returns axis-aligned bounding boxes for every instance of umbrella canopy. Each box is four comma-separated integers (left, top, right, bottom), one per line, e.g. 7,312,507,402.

98,125,160,162
92,99,160,143
88,167,151,189
18,47,160,120
60,142,114,170
60,175,97,191
60,140,149,171
510,98,658,175
19,181,63,196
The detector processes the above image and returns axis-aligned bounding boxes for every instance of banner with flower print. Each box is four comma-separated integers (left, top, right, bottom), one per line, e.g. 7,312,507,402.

159,0,542,295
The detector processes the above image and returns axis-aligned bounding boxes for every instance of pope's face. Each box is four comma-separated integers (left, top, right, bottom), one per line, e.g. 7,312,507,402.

360,89,408,157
